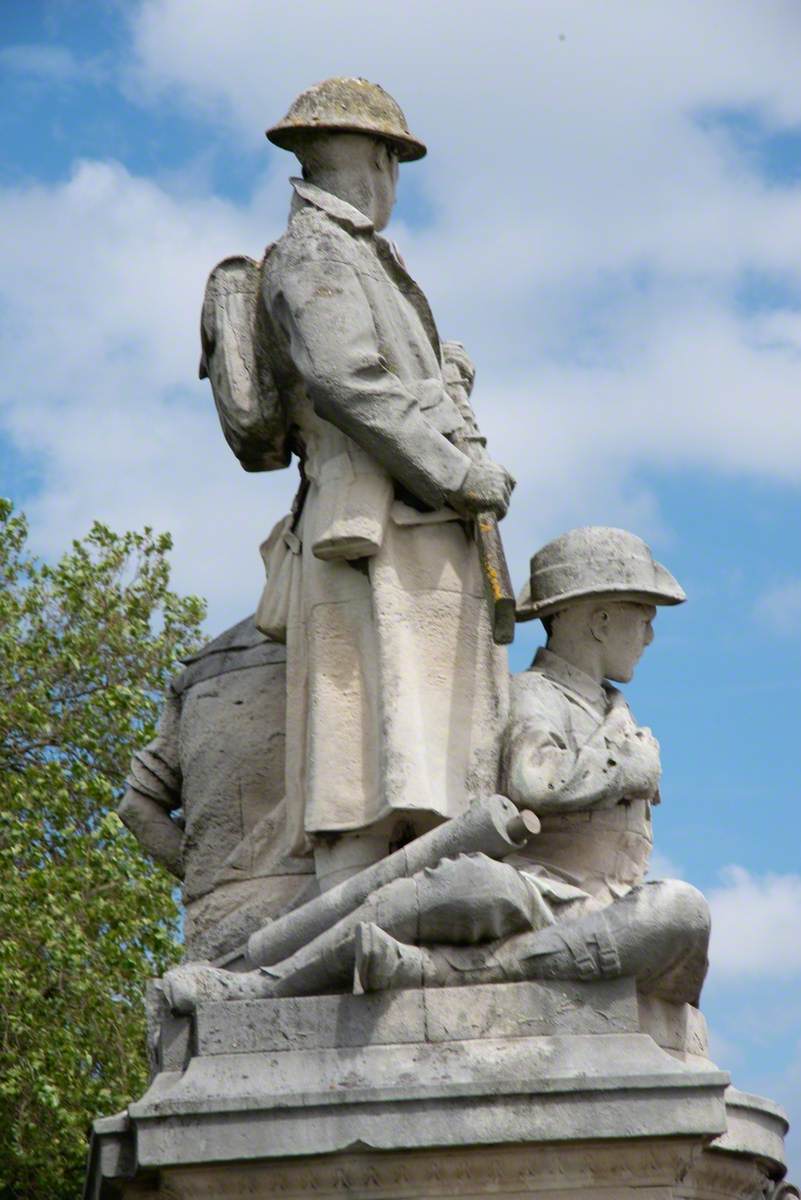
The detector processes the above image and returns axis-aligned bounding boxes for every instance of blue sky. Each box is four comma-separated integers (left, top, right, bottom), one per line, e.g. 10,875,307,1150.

2,0,801,1173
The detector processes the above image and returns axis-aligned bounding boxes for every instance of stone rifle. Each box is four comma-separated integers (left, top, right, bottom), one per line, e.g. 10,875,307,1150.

448,380,516,646
471,503,516,646
231,795,539,971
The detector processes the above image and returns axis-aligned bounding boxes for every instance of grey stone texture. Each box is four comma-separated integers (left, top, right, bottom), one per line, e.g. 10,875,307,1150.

257,170,511,859
85,979,793,1199
204,90,515,874
118,616,313,961
246,794,529,969
159,600,709,1007
85,80,796,1200
516,524,686,621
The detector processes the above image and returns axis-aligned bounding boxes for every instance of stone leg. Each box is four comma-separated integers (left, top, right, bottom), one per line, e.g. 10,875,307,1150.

161,854,539,1010
356,879,711,1007
270,854,547,997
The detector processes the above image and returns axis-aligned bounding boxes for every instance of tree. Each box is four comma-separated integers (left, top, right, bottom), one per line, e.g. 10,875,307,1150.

0,500,205,1200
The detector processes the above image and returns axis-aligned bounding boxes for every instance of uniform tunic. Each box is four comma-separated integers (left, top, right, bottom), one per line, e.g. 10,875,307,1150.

502,647,660,919
124,618,313,958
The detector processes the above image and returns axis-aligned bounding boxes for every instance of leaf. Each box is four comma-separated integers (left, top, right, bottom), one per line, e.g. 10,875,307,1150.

0,501,205,1199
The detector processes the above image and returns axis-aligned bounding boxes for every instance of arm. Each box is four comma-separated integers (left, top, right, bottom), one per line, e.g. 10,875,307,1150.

118,692,185,878
503,685,661,815
118,790,184,878
441,341,486,458
271,253,471,510
440,340,515,521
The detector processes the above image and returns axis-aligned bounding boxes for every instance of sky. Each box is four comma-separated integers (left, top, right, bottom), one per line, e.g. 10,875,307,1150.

1,0,800,1174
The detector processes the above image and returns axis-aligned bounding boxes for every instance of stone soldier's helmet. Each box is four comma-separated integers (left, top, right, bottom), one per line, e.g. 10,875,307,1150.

267,77,427,162
516,526,686,622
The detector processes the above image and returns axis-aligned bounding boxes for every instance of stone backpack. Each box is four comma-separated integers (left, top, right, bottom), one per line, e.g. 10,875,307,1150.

199,248,291,473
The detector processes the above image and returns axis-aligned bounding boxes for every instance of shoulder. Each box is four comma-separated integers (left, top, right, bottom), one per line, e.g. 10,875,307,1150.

272,206,359,269
509,667,568,721
266,214,364,311
173,615,286,696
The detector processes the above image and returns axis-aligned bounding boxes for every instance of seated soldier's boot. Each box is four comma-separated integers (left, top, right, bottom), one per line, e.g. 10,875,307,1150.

162,962,277,1014
354,923,435,992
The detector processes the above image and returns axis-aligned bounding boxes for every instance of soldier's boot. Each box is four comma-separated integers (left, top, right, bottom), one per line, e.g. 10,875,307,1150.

354,922,436,992
505,879,710,1005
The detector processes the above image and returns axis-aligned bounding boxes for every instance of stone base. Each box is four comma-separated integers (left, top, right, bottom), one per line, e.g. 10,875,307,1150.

84,979,795,1200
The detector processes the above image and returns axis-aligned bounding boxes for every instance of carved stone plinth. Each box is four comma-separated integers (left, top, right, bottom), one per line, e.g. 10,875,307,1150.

83,980,794,1199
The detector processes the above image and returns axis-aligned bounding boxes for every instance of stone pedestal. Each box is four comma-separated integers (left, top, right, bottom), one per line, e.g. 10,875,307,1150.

84,979,795,1199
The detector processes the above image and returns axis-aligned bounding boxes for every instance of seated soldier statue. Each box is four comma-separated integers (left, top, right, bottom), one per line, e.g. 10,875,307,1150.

162,527,710,1014
119,615,313,962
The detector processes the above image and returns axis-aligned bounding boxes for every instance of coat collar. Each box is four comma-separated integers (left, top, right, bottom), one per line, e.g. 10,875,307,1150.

290,178,374,233
532,646,610,710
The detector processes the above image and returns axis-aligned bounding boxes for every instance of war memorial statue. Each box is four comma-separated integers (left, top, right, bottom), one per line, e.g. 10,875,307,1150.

85,79,797,1200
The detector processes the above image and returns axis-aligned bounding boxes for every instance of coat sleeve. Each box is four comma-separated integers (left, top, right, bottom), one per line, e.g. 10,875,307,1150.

441,341,486,454
117,689,185,878
270,251,471,510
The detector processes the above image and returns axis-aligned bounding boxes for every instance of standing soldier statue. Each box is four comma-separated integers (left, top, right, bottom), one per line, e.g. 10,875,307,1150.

200,78,515,891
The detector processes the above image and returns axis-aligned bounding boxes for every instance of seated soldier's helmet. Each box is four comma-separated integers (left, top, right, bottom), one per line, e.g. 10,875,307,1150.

516,526,686,622
267,77,426,162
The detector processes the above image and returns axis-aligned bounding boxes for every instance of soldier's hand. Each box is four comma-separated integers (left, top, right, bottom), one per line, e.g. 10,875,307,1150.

616,726,661,799
449,460,516,517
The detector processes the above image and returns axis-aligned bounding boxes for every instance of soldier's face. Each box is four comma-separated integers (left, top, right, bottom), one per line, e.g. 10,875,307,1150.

372,142,399,231
596,602,656,683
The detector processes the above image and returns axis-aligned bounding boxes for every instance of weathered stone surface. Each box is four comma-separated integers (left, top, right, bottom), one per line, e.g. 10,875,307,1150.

118,618,313,961
712,1086,789,1174
155,1139,710,1199
638,993,710,1059
192,979,636,1058
166,530,709,1009
128,1033,728,1166
86,1085,793,1200
515,525,685,623
85,980,797,1199
195,989,426,1056
423,976,637,1042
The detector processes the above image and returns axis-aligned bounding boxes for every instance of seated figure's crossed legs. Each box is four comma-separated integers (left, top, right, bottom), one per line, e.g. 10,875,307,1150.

267,853,542,996
162,859,710,1013
356,877,711,1008
164,854,537,1010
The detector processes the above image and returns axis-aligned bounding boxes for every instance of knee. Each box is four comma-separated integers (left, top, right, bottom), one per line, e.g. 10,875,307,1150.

421,852,511,895
418,854,532,943
647,879,711,953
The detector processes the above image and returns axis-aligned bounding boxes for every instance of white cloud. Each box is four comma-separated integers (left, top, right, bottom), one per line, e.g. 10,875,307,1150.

0,160,298,624
4,159,799,625
755,581,801,636
647,849,684,880
128,1,801,142
3,3,801,629
708,866,801,979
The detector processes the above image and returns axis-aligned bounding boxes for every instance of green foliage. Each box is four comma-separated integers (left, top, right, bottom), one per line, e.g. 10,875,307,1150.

0,499,205,1199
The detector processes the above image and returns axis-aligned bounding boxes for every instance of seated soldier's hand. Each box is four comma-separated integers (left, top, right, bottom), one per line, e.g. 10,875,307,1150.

449,459,516,517
617,725,661,799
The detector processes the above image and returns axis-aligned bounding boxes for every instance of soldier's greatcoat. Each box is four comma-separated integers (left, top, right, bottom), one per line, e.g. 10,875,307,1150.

261,180,508,853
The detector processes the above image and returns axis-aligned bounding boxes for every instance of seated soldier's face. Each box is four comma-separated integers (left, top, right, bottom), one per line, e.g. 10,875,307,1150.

371,140,399,231
597,601,656,683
